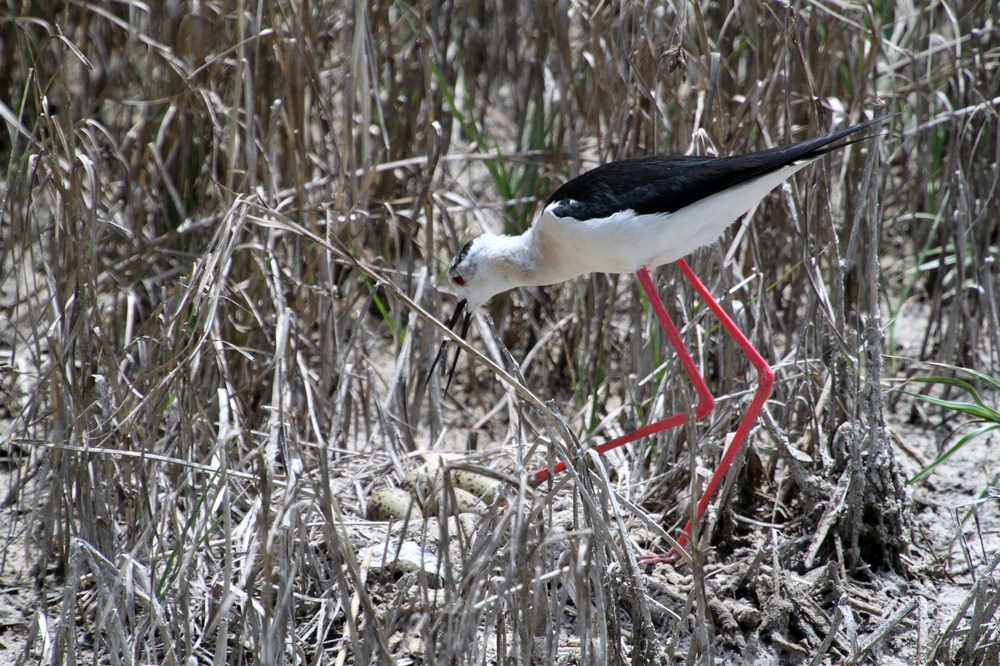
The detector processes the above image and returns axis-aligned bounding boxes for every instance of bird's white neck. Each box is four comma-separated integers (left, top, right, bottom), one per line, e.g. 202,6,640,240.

480,227,580,291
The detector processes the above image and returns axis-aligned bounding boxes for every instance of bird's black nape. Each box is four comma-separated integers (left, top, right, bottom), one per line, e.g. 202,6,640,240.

427,299,472,395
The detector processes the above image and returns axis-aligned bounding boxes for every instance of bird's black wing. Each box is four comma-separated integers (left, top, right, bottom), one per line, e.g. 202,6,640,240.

547,116,888,221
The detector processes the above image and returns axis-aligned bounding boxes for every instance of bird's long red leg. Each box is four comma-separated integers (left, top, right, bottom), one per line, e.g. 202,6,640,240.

527,259,774,564
646,259,775,562
527,266,714,486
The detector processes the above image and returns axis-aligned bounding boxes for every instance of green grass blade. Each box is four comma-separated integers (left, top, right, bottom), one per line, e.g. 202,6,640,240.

908,423,1000,485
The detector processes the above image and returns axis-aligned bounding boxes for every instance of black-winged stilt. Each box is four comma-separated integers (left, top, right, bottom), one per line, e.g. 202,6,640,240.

435,116,889,559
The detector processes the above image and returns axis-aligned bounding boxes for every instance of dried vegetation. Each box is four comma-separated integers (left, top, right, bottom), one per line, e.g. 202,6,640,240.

1,0,998,663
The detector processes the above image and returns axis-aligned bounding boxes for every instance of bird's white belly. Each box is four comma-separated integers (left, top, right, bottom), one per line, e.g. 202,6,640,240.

540,162,809,276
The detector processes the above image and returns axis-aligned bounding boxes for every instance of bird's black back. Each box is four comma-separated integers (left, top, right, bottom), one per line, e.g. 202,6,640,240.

546,116,888,221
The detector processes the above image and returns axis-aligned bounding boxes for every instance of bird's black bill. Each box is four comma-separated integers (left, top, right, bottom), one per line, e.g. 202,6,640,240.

427,299,471,395
444,311,472,393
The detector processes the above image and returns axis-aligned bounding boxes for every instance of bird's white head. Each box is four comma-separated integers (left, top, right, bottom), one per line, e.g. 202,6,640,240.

438,234,527,311
432,234,526,392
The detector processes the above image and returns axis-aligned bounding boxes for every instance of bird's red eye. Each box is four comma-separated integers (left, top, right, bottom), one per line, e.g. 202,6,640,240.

452,275,465,286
